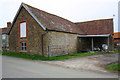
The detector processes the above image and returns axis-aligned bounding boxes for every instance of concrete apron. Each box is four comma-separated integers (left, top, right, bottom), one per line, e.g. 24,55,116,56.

40,53,119,73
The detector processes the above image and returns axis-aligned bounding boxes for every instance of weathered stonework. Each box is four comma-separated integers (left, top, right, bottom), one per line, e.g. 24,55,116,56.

43,31,78,57
9,7,46,56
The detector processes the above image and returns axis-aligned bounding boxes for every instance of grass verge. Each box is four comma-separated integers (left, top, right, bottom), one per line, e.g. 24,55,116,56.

105,63,120,71
2,51,118,61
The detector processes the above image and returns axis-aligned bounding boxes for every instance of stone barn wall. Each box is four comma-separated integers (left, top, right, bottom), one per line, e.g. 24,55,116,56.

43,31,79,57
9,7,46,56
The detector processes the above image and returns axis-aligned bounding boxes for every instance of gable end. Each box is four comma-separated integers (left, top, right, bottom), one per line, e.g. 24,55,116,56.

8,3,46,35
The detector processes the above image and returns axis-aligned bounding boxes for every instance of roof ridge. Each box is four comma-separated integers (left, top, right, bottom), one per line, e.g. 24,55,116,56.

22,3,46,30
75,18,113,24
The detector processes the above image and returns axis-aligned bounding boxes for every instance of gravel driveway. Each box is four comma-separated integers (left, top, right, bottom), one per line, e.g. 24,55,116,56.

41,53,119,73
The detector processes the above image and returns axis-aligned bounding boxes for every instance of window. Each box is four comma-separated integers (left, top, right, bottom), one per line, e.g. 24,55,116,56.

20,42,27,52
2,34,6,39
18,20,28,52
20,22,27,37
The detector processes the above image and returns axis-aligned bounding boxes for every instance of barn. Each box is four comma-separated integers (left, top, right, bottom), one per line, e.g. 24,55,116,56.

8,3,114,57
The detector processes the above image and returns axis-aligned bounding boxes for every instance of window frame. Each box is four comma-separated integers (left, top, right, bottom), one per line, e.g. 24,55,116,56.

18,40,28,52
18,20,28,38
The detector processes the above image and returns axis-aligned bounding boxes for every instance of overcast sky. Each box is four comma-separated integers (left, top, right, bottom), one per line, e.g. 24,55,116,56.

0,0,119,32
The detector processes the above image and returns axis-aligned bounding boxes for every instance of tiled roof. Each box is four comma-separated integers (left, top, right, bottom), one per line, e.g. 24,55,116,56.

8,3,114,35
24,3,84,34
113,32,120,38
75,19,113,35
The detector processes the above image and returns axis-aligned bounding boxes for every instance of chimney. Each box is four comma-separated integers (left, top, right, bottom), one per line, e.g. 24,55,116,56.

7,22,11,28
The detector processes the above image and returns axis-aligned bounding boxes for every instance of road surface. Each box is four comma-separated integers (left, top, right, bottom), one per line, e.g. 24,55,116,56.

2,56,118,78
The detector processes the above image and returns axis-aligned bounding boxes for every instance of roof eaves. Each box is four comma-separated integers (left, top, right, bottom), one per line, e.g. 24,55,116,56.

78,34,110,37
75,18,113,24
47,29,83,35
22,3,46,30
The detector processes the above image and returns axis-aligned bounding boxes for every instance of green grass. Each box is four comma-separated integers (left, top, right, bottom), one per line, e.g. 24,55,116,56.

105,64,120,71
2,51,119,61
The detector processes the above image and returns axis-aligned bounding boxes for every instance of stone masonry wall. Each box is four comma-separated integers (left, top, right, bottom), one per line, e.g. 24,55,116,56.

44,31,78,57
9,7,46,55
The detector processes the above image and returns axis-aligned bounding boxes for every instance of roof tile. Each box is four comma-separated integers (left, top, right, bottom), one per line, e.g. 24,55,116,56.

24,3,84,34
75,19,113,35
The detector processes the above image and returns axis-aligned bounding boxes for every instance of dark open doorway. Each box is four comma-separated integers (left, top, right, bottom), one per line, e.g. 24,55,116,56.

78,34,110,52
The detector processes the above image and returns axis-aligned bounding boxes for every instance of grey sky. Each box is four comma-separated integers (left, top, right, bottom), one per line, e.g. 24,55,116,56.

0,0,119,32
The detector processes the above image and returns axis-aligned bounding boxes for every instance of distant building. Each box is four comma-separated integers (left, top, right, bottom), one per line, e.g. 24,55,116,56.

1,22,11,51
113,32,120,49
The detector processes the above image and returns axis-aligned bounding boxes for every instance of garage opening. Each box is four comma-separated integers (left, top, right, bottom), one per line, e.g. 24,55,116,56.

78,34,110,52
